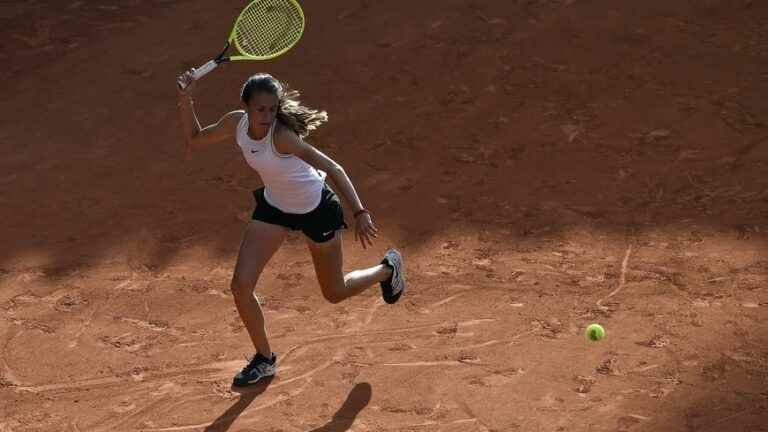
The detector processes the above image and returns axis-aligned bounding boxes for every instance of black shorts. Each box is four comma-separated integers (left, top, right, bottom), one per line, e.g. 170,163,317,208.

251,183,349,243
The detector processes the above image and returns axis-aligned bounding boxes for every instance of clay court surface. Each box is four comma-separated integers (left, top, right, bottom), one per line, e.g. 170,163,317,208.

2,0,768,430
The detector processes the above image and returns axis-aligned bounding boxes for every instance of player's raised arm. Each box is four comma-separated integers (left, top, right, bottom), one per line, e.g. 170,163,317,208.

176,69,243,159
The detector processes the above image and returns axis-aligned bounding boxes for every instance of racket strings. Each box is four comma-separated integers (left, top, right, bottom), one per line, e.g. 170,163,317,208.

235,0,303,58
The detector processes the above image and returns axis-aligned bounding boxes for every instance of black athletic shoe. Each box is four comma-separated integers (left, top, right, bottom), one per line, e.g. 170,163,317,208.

380,249,406,304
233,352,277,386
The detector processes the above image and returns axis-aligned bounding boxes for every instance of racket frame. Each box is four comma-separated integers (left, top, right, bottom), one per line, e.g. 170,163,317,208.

179,0,305,90
228,0,305,61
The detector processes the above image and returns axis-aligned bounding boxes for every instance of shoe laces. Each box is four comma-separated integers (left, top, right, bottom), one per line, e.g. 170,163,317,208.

242,353,271,373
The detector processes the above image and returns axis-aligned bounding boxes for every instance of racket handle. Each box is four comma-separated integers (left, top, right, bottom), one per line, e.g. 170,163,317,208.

178,60,219,90
192,60,219,80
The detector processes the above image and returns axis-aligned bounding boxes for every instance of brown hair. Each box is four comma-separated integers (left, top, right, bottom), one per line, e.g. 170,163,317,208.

240,73,328,137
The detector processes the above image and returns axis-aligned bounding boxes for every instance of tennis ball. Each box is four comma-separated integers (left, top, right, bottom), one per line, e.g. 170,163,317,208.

586,324,605,342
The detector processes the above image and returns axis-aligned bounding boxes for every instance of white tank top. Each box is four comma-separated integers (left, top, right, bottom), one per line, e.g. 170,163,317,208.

235,114,327,214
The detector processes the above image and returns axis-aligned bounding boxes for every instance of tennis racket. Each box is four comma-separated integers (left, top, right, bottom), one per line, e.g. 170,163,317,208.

177,0,305,90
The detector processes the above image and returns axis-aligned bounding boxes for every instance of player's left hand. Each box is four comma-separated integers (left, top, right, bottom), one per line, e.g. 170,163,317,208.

354,212,378,249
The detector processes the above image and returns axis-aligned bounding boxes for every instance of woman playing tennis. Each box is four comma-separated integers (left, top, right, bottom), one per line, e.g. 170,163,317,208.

176,70,406,386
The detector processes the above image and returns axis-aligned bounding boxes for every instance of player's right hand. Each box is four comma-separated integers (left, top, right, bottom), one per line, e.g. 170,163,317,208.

176,68,196,94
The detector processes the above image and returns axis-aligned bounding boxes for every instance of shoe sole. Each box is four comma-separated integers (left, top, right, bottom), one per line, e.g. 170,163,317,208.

233,370,276,387
382,249,405,304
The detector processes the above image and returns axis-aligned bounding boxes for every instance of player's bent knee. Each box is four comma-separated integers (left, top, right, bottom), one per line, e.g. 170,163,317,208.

319,281,345,304
322,291,344,304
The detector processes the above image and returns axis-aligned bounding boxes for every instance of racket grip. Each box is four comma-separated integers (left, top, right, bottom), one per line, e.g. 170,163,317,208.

192,60,219,80
178,60,219,89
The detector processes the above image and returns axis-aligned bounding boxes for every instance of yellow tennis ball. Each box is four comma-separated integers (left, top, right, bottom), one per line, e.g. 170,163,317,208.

586,324,605,342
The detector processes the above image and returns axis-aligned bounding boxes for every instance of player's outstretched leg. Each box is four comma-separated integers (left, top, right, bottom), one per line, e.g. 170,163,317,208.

306,232,405,304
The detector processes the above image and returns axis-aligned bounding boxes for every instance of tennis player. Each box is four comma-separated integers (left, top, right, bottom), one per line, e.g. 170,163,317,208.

176,70,406,386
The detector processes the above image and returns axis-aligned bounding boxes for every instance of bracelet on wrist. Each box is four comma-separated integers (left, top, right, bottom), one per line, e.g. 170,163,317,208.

354,208,369,218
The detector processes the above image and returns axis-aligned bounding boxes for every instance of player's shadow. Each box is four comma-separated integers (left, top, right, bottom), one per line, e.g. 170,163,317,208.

308,382,372,432
203,377,274,432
